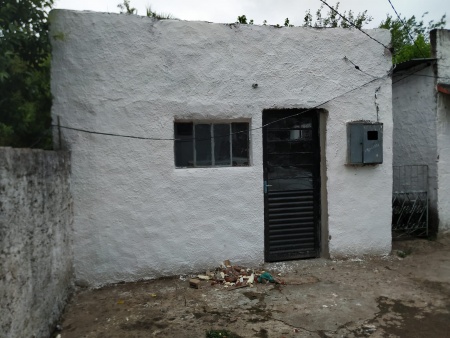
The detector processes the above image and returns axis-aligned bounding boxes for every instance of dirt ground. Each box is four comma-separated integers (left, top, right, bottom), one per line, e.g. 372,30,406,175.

55,236,450,338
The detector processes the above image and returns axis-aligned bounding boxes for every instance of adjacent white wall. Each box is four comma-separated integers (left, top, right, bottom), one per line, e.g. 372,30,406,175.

434,30,450,232
0,148,73,338
392,64,438,229
50,10,393,286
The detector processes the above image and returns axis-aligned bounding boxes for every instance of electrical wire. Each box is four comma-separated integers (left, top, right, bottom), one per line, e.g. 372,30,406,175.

318,0,391,50
53,74,387,142
387,0,427,59
344,56,379,78
53,125,176,140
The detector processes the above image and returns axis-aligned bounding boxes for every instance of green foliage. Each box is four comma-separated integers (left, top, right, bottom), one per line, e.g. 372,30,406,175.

303,2,372,28
379,13,446,64
237,15,248,24
0,0,54,149
236,15,254,25
145,6,175,20
206,330,241,338
396,247,412,258
117,0,136,14
239,2,371,29
117,1,175,19
284,18,293,27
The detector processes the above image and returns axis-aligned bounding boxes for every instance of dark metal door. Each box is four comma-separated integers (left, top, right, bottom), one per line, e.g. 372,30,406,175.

263,109,321,262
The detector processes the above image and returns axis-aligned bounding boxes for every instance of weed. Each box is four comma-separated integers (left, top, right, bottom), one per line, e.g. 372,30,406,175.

206,329,242,338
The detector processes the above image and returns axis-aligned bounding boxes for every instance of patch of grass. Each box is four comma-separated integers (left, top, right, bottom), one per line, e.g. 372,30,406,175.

206,329,242,338
397,247,413,258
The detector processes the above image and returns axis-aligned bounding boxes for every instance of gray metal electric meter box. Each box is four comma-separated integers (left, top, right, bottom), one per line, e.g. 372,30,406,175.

347,122,383,165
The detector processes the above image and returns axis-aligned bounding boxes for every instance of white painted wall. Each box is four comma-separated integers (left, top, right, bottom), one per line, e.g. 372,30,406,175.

392,64,438,228
0,148,73,338
50,10,393,286
434,30,450,232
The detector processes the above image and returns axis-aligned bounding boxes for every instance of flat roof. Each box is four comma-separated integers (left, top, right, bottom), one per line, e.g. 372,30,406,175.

393,58,436,72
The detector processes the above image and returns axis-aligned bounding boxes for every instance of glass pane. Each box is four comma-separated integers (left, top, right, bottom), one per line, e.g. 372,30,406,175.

195,124,212,166
267,140,313,154
232,123,249,166
265,115,312,129
174,123,193,167
214,124,231,166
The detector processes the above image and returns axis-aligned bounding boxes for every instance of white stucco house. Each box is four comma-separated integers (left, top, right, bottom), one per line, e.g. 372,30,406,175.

50,10,393,287
392,29,450,236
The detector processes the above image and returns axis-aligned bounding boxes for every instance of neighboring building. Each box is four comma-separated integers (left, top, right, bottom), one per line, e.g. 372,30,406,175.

392,29,450,236
50,10,393,287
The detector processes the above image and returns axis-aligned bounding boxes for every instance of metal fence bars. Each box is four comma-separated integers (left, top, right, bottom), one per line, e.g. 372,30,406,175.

392,165,428,238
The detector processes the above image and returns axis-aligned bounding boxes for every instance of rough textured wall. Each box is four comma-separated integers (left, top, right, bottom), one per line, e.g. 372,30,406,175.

50,10,392,286
433,29,450,232
0,148,73,338
392,65,438,230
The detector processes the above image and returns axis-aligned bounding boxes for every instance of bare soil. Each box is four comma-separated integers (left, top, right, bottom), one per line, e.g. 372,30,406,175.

55,235,450,338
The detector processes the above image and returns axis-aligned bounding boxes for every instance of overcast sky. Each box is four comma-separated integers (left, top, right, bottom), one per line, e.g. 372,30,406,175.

54,0,448,28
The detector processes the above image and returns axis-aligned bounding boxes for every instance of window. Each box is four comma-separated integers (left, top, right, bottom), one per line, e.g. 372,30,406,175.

174,122,250,168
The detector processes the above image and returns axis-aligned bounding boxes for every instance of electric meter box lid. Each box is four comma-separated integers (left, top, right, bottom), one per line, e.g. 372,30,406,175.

347,122,383,165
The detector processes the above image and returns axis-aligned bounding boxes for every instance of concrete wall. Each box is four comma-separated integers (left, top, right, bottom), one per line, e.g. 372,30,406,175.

50,10,393,287
392,64,438,231
0,148,73,338
434,29,450,232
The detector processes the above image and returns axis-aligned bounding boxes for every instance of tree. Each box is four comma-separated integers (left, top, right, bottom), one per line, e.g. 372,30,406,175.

303,2,372,29
0,0,53,149
379,13,446,64
237,2,447,65
237,2,371,29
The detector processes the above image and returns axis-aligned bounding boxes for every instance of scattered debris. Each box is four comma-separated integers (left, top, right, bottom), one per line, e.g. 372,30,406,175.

197,275,211,281
362,324,377,333
187,260,294,290
189,279,201,289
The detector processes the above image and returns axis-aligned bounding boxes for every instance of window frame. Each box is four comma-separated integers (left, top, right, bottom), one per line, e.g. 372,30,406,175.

174,120,250,168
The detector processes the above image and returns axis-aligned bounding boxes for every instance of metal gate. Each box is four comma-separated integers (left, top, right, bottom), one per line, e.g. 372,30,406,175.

263,109,321,261
392,165,428,238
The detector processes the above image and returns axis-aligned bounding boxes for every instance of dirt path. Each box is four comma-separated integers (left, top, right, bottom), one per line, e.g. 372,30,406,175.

55,236,450,338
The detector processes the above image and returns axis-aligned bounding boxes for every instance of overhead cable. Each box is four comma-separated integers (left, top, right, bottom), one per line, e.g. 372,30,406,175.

387,0,427,59
53,74,387,142
318,0,391,51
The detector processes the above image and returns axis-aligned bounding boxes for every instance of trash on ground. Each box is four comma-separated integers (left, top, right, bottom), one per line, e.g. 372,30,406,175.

187,260,293,290
257,272,276,283
189,278,201,289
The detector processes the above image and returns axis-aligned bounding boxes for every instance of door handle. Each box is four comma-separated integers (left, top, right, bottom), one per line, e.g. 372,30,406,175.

264,181,272,193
